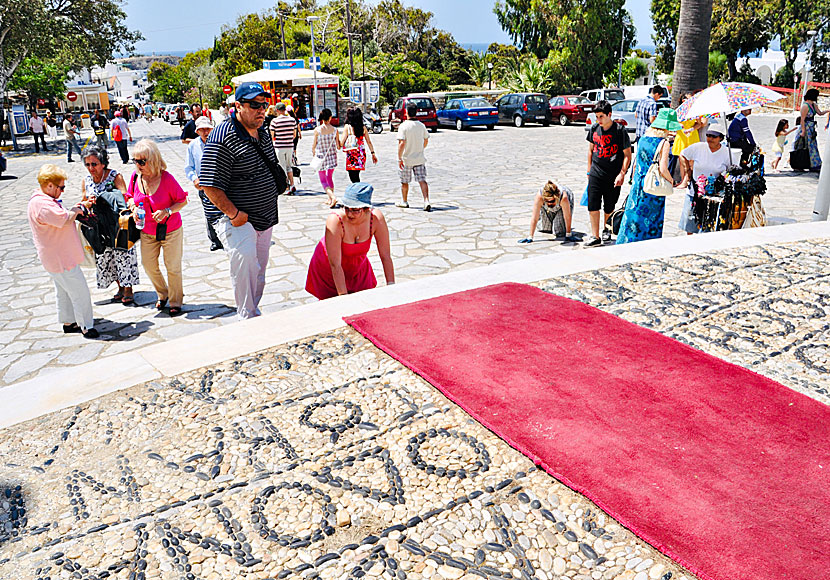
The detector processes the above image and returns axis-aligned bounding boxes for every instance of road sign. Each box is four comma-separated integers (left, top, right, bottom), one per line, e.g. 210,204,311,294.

37,98,46,106
66,91,78,102
223,85,233,94
349,82,364,104
366,80,380,104
263,59,304,70
309,57,321,71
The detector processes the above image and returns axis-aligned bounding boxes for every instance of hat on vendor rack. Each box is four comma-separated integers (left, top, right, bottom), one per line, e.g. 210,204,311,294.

235,82,271,101
650,108,683,131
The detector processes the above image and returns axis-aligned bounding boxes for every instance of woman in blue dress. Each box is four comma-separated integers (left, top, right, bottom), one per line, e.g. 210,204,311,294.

616,108,682,244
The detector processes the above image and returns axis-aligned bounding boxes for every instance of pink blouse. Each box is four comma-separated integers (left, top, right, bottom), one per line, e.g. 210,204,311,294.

27,191,83,273
126,171,187,237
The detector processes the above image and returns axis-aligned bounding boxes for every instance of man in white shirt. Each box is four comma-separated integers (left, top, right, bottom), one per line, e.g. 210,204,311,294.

29,111,49,153
396,103,431,211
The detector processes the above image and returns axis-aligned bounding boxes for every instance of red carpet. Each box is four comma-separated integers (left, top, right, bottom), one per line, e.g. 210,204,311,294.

346,283,830,580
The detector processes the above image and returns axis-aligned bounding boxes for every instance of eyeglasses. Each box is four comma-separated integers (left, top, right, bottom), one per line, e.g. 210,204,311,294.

241,100,269,110
344,207,366,213
132,158,147,166
57,185,66,191
84,162,100,167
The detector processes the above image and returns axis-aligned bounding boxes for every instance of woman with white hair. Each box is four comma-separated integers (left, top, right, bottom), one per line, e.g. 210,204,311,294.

126,139,189,315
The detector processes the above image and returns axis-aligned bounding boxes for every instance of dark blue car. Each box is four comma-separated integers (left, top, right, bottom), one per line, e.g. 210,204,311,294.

437,98,498,131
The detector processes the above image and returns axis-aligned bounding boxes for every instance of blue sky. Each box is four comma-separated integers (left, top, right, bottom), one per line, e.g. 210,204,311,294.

125,0,654,54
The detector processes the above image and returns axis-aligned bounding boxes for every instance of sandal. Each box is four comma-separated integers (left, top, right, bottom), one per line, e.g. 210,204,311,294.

329,198,338,209
168,306,183,316
155,299,168,310
112,291,124,301
121,296,134,305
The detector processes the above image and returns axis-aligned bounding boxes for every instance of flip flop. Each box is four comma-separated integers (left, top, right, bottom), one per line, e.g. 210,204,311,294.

112,292,124,301
121,296,134,305
168,306,183,316
156,299,168,310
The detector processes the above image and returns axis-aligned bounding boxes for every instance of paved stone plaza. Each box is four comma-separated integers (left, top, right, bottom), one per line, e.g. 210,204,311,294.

0,114,824,385
1,238,828,580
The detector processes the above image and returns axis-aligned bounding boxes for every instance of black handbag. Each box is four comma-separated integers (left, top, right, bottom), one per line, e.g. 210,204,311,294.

790,137,810,170
606,196,628,235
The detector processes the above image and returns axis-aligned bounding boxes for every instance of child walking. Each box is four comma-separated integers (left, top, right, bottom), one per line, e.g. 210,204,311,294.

771,119,797,172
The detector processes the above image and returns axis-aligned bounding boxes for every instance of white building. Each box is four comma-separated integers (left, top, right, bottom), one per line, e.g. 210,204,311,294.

90,63,150,103
748,50,808,85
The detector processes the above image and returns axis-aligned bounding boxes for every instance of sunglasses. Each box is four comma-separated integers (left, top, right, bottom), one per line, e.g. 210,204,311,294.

132,158,147,166
57,185,66,191
241,100,269,110
84,162,100,167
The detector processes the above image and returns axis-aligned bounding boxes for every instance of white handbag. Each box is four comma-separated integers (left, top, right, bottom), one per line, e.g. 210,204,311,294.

642,141,674,197
311,134,335,172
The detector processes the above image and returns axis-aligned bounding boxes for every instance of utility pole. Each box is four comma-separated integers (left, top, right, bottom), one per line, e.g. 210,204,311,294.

279,9,287,60
345,0,354,80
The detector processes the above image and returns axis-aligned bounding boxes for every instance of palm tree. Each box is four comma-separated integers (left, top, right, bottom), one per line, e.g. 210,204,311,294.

467,52,489,87
504,58,556,94
672,0,714,107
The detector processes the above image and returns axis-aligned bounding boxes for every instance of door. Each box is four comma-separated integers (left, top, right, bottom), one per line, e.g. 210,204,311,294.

496,96,509,123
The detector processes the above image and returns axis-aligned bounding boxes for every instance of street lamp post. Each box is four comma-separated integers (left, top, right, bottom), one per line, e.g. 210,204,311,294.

307,15,320,119
487,62,494,90
617,16,627,88
346,33,365,80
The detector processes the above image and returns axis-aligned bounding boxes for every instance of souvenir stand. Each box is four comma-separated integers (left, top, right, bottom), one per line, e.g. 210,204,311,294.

231,60,341,129
692,149,766,231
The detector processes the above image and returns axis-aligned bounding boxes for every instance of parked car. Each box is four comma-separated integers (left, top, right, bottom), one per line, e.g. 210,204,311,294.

585,98,671,139
495,93,551,127
580,88,626,104
549,95,593,125
389,97,438,132
437,98,498,130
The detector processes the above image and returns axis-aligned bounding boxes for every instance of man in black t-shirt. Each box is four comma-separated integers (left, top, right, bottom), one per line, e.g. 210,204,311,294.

180,103,203,144
585,100,631,247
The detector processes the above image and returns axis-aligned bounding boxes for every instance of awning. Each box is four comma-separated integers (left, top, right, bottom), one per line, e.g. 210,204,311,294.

231,68,339,88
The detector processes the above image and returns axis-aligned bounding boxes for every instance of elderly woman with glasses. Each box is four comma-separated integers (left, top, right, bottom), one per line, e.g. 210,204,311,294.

125,139,188,315
676,127,732,234
81,146,140,305
28,164,98,338
305,182,394,300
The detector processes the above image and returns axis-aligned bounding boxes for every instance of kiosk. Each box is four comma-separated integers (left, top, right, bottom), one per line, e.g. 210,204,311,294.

231,60,340,126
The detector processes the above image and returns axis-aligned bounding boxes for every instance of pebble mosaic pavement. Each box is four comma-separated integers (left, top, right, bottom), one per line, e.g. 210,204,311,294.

1,239,828,580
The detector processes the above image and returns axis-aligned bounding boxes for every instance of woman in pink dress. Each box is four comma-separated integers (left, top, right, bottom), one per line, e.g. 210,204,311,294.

306,182,394,300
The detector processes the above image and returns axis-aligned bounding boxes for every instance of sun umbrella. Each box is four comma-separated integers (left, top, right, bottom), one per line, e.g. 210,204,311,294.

675,82,786,121
675,82,786,165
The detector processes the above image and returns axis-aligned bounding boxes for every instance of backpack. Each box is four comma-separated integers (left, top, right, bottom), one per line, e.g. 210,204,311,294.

111,123,122,141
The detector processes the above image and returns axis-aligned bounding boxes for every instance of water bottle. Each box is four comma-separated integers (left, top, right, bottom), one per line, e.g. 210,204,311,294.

136,202,146,230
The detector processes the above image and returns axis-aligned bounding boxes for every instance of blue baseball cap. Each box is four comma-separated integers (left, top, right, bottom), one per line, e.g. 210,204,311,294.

341,182,373,208
235,82,271,101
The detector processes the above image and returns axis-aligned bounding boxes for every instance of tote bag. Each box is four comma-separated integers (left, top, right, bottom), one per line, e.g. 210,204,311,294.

642,141,674,197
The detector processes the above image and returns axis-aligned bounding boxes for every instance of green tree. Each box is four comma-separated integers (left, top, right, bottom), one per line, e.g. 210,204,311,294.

774,0,830,76
620,57,649,85
709,0,773,80
366,54,449,102
708,50,728,83
467,52,491,87
0,0,142,107
494,0,636,89
9,56,71,108
503,57,555,93
651,0,681,73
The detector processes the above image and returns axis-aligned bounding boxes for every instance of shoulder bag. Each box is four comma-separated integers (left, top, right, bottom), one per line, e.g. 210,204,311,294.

115,175,142,249
642,140,674,196
311,131,336,172
343,126,359,151
789,134,810,170
234,114,287,194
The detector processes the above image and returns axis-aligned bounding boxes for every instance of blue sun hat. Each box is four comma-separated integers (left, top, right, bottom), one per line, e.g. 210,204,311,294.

341,182,373,208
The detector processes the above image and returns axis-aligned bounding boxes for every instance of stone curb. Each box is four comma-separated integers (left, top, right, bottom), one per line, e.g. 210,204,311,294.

2,220,828,430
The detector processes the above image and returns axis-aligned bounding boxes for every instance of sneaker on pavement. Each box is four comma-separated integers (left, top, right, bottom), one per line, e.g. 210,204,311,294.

584,236,602,248
601,228,612,242
424,204,432,212
396,201,409,208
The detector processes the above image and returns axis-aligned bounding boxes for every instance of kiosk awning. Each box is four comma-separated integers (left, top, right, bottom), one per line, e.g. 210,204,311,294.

231,68,339,88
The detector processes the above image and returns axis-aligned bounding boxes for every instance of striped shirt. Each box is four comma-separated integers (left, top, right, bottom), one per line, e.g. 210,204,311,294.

199,114,280,231
269,114,296,149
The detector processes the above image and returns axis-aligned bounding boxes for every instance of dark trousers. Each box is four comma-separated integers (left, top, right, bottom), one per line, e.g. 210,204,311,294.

347,169,361,183
33,132,48,152
729,139,753,165
115,140,129,164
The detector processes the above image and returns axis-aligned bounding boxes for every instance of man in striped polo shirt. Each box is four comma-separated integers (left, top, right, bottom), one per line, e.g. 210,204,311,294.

269,102,298,194
200,82,287,319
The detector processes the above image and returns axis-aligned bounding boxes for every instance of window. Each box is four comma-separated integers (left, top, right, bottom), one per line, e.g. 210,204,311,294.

553,97,564,106
606,90,625,101
508,95,520,106
570,96,590,105
395,100,403,110
461,99,490,108
496,96,507,106
447,101,459,110
407,98,435,109
526,94,547,105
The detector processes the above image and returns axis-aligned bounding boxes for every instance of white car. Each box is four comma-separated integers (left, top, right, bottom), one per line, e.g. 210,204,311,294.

580,88,626,104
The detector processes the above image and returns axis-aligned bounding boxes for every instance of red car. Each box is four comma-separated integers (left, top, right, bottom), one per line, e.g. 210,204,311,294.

549,95,594,126
389,96,438,132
